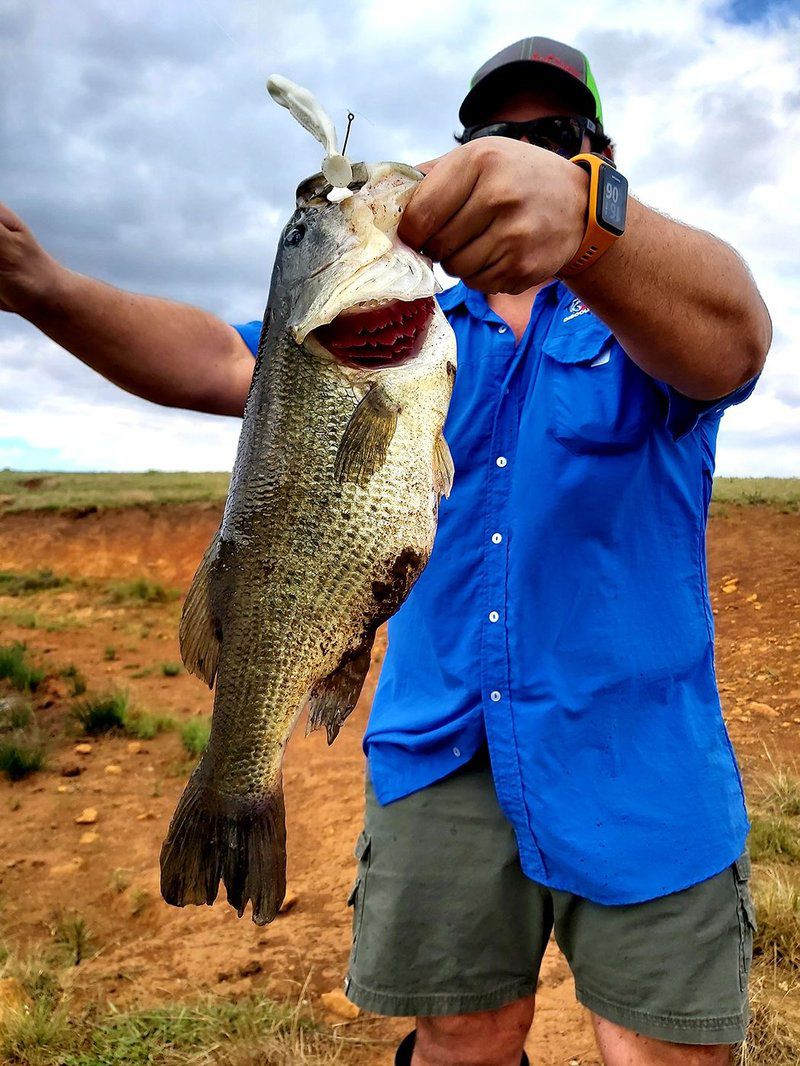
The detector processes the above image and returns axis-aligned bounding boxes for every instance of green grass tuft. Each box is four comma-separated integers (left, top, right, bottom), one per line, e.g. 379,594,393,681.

0,643,45,692
72,690,129,734
72,690,173,740
160,661,182,677
49,911,92,967
181,718,211,758
0,569,69,596
0,732,45,780
107,578,179,605
0,997,74,1066
122,710,175,740
0,697,32,732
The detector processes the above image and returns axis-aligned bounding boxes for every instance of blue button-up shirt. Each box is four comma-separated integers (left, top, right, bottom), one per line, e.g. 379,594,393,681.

234,278,756,905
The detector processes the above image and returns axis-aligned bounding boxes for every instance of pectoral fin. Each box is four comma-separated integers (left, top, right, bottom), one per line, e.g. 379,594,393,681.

334,385,400,487
433,432,454,500
179,530,223,688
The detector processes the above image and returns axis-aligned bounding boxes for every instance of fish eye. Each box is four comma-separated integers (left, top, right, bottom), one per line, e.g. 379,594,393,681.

283,223,306,247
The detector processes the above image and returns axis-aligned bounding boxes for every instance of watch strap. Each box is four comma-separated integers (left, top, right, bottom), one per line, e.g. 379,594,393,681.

557,153,620,279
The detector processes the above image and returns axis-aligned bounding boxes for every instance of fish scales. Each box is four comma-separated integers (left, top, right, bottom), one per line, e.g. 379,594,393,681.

160,159,456,925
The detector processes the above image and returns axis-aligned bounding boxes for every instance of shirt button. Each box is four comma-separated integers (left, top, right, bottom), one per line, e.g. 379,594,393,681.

453,747,461,757
488,611,499,623
496,456,507,468
490,690,502,702
497,325,508,333
491,532,502,544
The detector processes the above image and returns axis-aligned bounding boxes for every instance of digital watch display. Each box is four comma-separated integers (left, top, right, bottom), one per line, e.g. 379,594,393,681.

557,153,629,278
597,163,628,236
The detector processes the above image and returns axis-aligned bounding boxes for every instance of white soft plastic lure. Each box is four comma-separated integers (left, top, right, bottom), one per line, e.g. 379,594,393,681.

266,74,354,201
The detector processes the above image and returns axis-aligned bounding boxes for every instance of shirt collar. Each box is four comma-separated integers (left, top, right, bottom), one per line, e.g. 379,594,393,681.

437,279,566,320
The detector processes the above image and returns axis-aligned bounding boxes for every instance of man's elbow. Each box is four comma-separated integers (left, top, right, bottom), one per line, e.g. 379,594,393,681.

744,298,772,380
699,296,771,401
725,297,772,394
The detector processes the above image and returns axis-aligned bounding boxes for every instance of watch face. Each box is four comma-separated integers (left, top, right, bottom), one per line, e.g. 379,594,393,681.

597,165,628,236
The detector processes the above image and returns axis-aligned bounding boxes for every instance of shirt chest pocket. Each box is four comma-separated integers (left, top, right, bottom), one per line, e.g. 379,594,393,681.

541,328,655,455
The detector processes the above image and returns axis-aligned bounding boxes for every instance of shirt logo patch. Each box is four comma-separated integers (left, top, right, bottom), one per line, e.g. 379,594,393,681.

563,297,590,323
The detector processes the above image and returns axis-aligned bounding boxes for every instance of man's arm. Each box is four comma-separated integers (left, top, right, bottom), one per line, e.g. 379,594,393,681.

0,202,255,417
565,197,772,401
398,139,772,401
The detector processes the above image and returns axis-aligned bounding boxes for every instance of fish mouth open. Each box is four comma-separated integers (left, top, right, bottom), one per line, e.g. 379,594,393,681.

310,296,435,369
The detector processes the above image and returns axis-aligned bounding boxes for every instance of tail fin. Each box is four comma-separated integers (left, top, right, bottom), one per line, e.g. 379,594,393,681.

160,763,287,926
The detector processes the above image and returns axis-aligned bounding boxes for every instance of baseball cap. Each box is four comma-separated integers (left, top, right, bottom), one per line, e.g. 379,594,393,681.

459,36,604,130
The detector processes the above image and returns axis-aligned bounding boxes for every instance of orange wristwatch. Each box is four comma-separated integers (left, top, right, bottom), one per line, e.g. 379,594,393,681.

557,153,628,278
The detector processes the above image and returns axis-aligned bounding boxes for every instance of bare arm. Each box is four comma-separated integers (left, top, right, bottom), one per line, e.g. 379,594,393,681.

399,139,772,401
565,197,772,401
0,202,255,417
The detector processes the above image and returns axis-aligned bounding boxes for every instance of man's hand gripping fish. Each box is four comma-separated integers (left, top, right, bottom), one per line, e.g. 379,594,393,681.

160,76,457,925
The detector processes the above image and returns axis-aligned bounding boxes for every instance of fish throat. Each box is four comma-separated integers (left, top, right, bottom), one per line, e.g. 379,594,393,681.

312,296,435,369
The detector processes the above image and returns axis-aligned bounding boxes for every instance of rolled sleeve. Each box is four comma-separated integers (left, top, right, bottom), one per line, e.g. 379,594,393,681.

232,320,263,358
654,373,760,442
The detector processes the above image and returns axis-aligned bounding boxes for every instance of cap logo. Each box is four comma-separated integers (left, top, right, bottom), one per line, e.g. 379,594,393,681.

530,52,581,80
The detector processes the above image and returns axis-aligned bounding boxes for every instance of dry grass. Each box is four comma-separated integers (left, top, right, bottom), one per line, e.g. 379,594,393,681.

748,815,800,864
0,940,367,1066
752,868,800,971
756,766,800,818
736,965,800,1065
735,765,800,1061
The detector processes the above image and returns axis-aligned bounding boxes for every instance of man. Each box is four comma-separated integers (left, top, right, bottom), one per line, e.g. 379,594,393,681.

0,36,770,1066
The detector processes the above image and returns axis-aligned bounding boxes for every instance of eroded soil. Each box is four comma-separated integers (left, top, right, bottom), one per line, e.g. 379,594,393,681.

0,503,797,1065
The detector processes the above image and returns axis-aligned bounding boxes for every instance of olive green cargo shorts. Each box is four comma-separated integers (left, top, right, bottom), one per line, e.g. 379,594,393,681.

344,747,755,1045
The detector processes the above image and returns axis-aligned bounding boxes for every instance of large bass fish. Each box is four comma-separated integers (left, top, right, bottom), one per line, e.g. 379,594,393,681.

160,84,456,926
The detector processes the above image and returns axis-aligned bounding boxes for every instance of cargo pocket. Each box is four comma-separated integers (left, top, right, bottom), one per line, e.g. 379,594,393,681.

348,831,372,957
542,333,655,455
733,851,757,992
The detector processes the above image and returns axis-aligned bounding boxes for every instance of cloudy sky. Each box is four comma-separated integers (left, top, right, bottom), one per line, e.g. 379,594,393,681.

1,0,798,475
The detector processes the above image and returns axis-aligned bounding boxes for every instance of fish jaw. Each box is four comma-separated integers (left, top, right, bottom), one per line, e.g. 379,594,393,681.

289,162,440,346
307,296,437,370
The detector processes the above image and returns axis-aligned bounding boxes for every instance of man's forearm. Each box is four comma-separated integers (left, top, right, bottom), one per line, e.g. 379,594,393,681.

566,197,772,400
20,265,254,416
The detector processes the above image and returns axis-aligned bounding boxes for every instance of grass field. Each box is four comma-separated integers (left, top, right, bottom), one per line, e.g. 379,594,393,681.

0,471,231,513
1,470,799,514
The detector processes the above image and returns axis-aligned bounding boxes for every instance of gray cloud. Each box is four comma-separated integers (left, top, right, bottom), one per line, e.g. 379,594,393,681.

0,1,797,472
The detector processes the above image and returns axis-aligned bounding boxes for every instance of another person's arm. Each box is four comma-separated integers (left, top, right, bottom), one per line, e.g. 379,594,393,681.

399,139,771,401
0,202,255,417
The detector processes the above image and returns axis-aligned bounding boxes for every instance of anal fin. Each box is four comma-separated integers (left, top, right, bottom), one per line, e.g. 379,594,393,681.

335,385,400,487
306,639,374,745
179,530,223,688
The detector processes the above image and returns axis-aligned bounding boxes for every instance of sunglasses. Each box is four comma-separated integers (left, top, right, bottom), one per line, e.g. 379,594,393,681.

459,115,607,158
